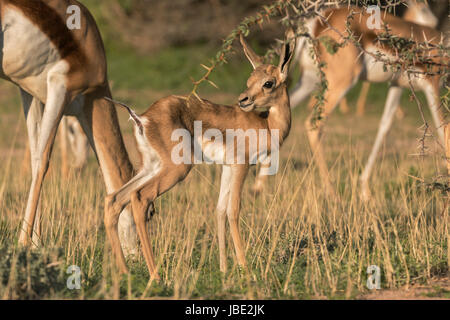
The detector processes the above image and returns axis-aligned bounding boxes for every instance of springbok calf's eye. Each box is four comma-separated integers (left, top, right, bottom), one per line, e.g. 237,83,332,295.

263,81,274,89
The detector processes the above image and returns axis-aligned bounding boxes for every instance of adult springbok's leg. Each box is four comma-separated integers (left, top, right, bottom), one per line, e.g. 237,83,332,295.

20,90,44,247
59,117,70,176
424,86,445,145
290,70,319,110
18,65,69,246
359,86,403,200
66,117,90,170
59,117,89,175
356,82,371,117
305,79,356,195
77,86,139,256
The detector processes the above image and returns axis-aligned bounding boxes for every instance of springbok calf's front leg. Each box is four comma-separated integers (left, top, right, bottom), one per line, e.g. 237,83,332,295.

226,165,249,269
19,65,69,246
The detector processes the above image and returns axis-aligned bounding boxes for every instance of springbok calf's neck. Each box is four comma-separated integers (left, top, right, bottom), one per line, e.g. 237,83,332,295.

267,87,291,145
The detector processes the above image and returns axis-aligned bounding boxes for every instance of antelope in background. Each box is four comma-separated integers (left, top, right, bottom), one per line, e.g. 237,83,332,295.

104,31,296,278
0,0,140,254
343,0,440,117
254,4,448,200
299,0,439,116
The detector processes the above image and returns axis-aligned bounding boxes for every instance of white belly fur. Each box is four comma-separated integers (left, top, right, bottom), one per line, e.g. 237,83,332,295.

362,47,397,83
1,7,61,102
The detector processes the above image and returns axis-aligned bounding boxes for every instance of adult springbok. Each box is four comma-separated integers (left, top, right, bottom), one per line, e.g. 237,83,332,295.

105,31,296,278
254,5,448,200
299,0,438,117
1,0,138,253
59,116,90,174
349,0,439,117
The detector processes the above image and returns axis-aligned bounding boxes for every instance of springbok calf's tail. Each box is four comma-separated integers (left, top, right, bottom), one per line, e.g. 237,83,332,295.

104,97,144,135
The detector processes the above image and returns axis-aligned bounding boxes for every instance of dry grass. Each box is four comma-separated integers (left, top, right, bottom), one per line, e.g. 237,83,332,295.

0,79,448,299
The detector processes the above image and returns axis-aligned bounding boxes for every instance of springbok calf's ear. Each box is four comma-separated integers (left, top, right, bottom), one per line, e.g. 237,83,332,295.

240,34,263,69
278,28,296,82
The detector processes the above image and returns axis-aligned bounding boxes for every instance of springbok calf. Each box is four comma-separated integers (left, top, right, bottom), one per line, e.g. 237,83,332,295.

254,6,448,199
1,0,138,253
105,32,296,278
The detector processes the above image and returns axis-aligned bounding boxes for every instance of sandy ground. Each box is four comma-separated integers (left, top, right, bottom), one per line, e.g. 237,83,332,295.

359,277,450,300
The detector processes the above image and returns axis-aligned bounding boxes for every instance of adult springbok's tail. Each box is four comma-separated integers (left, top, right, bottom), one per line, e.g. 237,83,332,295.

104,97,144,135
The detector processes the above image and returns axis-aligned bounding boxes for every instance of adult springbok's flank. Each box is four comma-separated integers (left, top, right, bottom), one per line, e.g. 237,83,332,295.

105,31,296,278
254,5,448,200
1,0,138,253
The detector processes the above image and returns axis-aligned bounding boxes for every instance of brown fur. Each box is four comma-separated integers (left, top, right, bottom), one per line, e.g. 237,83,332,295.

2,0,87,67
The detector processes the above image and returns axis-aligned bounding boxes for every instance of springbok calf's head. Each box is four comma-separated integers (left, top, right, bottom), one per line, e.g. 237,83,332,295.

238,30,296,112
404,0,438,28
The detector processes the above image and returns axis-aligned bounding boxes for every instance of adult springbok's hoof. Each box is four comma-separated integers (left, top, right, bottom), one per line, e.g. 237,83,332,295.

360,183,372,202
251,181,264,196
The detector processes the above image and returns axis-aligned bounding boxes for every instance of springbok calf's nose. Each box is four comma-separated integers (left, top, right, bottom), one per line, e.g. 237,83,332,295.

239,94,249,107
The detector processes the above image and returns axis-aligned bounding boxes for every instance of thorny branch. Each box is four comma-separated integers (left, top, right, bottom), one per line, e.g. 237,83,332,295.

190,0,449,190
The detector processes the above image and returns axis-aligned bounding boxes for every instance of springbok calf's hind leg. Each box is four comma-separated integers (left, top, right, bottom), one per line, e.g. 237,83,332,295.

20,90,45,246
18,69,69,246
359,86,403,200
59,117,70,176
106,163,191,278
103,168,160,274
135,165,192,279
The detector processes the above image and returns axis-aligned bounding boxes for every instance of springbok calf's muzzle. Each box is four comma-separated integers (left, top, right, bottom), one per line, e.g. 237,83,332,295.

238,94,254,111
